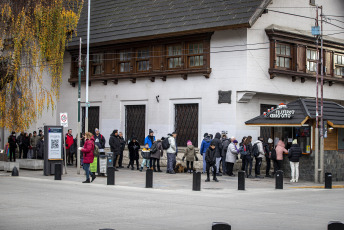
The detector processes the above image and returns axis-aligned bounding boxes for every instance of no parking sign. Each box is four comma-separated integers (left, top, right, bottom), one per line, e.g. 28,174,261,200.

60,113,68,127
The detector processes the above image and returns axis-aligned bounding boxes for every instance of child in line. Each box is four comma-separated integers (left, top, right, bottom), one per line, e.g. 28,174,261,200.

182,140,198,173
205,141,219,182
140,143,151,172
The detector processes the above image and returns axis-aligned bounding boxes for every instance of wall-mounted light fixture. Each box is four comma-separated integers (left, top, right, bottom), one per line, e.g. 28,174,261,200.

156,95,160,103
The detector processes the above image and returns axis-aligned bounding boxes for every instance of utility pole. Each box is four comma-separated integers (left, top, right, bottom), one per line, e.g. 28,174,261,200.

319,6,324,184
314,5,319,184
85,0,91,133
77,37,82,174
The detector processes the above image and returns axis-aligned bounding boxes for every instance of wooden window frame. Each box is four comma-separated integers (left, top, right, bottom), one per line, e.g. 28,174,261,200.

118,49,132,73
306,48,319,74
187,42,204,68
275,42,292,70
136,47,150,72
91,53,103,76
166,43,183,70
334,53,344,78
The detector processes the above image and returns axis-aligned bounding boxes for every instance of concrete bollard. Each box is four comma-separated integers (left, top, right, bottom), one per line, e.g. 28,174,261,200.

146,169,153,188
325,172,332,189
238,171,245,190
328,221,344,230
11,166,19,176
192,171,201,191
275,170,283,189
54,163,62,180
212,222,231,230
107,167,115,185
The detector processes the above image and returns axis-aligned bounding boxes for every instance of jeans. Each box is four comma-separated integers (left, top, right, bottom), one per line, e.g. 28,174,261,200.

167,153,176,173
202,153,206,173
141,159,150,168
255,157,262,176
266,157,271,176
83,163,93,180
245,157,253,176
290,162,299,181
215,157,221,173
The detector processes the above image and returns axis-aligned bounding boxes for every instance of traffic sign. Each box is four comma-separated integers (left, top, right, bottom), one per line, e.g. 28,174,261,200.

60,113,68,127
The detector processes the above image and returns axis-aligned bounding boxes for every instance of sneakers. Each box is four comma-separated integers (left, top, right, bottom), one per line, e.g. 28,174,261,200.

139,167,143,172
290,179,296,183
91,174,96,182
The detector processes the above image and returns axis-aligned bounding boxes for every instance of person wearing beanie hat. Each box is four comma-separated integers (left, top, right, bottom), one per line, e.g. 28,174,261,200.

183,140,198,173
166,131,177,174
109,129,121,171
204,141,218,182
200,133,212,173
288,139,302,182
8,131,17,162
226,138,239,176
144,129,156,148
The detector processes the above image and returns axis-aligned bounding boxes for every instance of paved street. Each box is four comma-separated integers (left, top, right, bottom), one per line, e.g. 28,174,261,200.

1,167,344,230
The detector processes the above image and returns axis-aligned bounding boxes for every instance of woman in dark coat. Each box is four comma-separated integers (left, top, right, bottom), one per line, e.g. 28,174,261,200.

36,136,45,159
128,137,140,170
22,133,30,159
151,139,164,172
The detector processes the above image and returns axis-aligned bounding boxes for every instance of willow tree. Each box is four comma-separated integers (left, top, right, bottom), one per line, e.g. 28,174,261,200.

0,0,83,132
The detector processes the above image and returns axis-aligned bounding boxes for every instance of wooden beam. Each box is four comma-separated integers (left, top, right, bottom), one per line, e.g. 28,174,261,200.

181,74,187,80
150,77,155,82
161,76,166,81
112,79,118,84
102,80,107,85
131,78,136,83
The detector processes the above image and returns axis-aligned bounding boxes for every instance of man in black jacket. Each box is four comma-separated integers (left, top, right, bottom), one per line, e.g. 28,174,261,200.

213,132,223,176
205,141,219,182
117,132,125,168
221,134,230,176
8,131,17,162
109,130,120,171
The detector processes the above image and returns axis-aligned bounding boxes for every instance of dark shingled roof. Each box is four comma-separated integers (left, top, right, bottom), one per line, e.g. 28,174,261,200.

245,99,344,127
68,0,271,48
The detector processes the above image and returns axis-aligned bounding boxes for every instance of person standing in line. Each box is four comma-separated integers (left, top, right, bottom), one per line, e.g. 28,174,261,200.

182,140,198,173
200,133,211,173
117,132,125,168
79,132,96,183
8,131,17,162
150,139,164,172
65,129,74,165
221,134,230,176
27,133,33,159
253,137,265,178
30,131,40,159
240,136,247,172
275,140,288,172
267,138,277,175
38,130,43,137
109,129,121,171
94,128,106,153
140,143,151,172
16,132,24,159
22,132,30,159
226,138,238,176
288,139,302,182
36,135,45,159
166,132,177,174
205,141,218,182
213,132,223,176
144,129,155,168
128,137,140,170
245,136,254,178
263,138,272,178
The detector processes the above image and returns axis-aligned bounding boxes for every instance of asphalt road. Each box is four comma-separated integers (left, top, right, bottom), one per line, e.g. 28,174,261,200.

0,174,343,230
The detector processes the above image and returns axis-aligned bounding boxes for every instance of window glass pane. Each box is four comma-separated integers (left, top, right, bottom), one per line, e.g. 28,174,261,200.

286,46,290,56
311,50,316,60
280,57,285,67
190,57,194,66
285,58,290,68
195,56,199,66
281,45,286,55
307,61,310,70
341,55,344,65
276,44,281,54
199,43,203,53
334,55,338,64
307,49,310,59
200,55,204,66
276,57,280,66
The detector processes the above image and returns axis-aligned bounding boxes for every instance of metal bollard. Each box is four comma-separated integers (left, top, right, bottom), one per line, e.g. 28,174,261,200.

54,163,62,180
328,221,344,230
325,172,332,189
107,167,115,185
192,172,201,191
212,222,231,230
146,169,153,188
11,166,19,176
275,170,283,189
238,171,245,190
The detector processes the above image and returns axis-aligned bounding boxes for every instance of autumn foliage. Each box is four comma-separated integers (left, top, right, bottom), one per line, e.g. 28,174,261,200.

0,0,83,132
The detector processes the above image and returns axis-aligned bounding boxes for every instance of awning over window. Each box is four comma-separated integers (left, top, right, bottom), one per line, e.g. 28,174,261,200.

245,99,344,127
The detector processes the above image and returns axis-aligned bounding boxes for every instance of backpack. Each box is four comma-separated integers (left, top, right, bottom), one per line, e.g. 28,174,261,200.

252,143,259,158
93,144,100,157
162,137,170,150
270,149,277,160
150,142,158,153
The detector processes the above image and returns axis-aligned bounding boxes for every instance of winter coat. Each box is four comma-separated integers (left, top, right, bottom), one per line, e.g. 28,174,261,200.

30,135,40,148
8,135,17,149
221,138,230,157
119,137,125,152
205,147,216,164
22,136,30,149
245,143,253,160
81,137,95,164
200,137,211,155
226,143,239,163
141,148,151,159
254,140,265,158
94,134,106,149
109,133,121,155
288,144,302,162
65,134,74,150
213,133,223,158
275,140,288,160
69,138,77,155
151,141,163,159
128,141,140,160
16,134,23,146
36,138,44,159
144,135,155,148
184,145,197,162
167,136,177,154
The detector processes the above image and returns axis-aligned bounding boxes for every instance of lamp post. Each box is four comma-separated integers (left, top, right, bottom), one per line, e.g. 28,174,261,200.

85,0,91,133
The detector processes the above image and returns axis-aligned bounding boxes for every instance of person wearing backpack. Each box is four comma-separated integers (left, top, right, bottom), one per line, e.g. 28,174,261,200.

200,133,211,173
94,128,106,152
79,132,96,183
253,137,265,178
151,139,163,172
166,132,177,174
275,140,288,172
128,137,140,170
288,139,302,182
226,138,239,176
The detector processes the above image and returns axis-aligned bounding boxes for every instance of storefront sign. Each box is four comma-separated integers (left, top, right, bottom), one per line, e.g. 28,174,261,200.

265,104,295,119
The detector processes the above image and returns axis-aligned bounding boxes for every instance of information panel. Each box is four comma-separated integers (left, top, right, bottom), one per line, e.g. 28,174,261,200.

48,127,63,159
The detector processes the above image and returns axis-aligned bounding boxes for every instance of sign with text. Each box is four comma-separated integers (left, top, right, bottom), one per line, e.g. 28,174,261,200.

48,127,63,159
265,104,295,119
60,113,68,127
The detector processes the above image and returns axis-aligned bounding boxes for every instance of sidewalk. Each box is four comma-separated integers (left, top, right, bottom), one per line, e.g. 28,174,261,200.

1,165,342,191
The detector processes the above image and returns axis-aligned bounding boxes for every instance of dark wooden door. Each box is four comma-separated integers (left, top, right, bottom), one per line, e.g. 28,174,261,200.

175,104,198,147
125,105,146,145
82,106,100,135
260,104,277,142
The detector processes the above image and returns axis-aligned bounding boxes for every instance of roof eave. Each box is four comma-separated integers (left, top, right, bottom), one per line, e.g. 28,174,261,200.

248,0,272,27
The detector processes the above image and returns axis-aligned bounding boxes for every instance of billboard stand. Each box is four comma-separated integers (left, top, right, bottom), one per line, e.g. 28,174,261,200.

44,126,64,176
